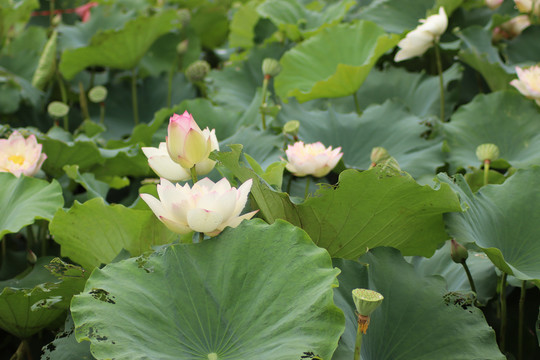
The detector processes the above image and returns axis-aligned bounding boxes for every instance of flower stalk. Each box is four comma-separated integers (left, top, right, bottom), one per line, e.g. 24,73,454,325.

132,68,139,125
304,176,311,199
518,280,527,360
190,166,198,184
434,42,445,122
261,74,270,130
499,272,508,353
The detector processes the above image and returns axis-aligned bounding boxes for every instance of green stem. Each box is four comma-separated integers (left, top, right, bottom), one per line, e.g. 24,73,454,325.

78,81,90,121
49,0,55,27
499,272,508,353
483,160,490,186
304,176,311,199
434,42,445,122
461,260,477,294
353,92,361,115
39,221,48,257
1,237,6,265
199,232,205,243
190,166,198,184
26,225,36,246
260,76,269,130
99,103,105,125
131,68,139,125
353,325,363,360
286,175,292,194
518,280,527,360
55,70,69,130
167,68,174,108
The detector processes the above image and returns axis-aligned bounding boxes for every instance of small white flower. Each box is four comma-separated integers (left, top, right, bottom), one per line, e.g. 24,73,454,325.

0,131,47,177
510,65,540,106
141,177,257,237
284,141,343,177
394,7,448,62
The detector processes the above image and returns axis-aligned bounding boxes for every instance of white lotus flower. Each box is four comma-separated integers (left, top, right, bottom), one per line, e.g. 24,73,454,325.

510,65,540,106
142,129,219,182
284,141,343,177
0,131,47,177
394,7,448,62
141,177,257,237
514,0,540,15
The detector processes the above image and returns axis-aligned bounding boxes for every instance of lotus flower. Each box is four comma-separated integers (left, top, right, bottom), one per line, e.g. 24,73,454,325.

143,131,219,182
75,2,98,22
166,111,214,170
510,65,540,106
284,141,343,177
514,0,540,15
141,177,257,236
485,0,503,9
493,15,531,40
394,7,448,62
0,131,47,177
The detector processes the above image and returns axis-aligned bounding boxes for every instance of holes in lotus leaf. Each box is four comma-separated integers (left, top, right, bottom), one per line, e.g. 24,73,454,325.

89,288,116,304
136,254,154,273
46,258,86,279
31,296,63,310
443,291,475,313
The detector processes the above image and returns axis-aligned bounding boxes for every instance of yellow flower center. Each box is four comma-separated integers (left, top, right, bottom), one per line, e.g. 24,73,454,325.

8,154,25,165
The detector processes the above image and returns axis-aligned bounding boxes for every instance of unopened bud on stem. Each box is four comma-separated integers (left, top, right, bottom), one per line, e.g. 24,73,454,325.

450,239,469,264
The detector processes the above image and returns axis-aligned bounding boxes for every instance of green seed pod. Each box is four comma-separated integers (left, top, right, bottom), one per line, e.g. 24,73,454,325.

283,120,300,136
352,288,384,316
47,101,69,118
450,239,469,264
476,143,500,162
262,58,281,77
177,9,191,28
185,60,211,83
88,86,108,103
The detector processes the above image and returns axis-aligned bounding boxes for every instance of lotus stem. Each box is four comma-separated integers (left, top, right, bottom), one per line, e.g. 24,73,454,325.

199,232,205,243
100,103,105,124
353,324,363,360
39,220,48,256
461,260,477,295
78,81,90,121
260,75,270,130
353,92,361,115
1,237,5,264
499,272,508,353
483,160,490,186
304,176,311,199
131,68,139,125
518,280,527,360
434,42,445,122
190,166,198,184
49,0,55,26
55,70,69,130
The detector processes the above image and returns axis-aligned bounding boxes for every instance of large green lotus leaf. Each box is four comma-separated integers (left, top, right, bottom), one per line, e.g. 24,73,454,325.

332,248,504,360
71,220,344,360
409,242,497,304
91,145,149,178
221,125,282,168
275,21,400,102
443,91,540,171
439,168,540,282
64,165,110,200
257,0,355,40
0,0,39,41
297,168,461,259
455,26,515,91
49,198,177,270
354,0,434,33
0,174,63,238
0,258,87,338
506,26,540,64
189,4,229,49
0,26,47,80
59,10,179,79
278,100,444,181
41,314,94,360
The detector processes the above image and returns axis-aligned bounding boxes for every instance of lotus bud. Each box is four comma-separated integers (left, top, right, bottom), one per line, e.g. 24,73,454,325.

186,60,210,83
27,249,37,265
47,101,69,118
370,147,390,167
450,239,469,264
262,58,281,78
283,120,300,137
476,143,500,163
88,86,108,103
176,39,189,55
352,288,384,334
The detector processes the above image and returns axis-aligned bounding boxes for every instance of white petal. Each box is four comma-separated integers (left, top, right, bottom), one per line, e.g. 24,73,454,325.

160,215,192,234
187,208,224,233
140,194,168,219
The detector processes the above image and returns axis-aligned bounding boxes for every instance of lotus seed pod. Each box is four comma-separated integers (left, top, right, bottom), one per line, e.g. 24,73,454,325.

176,39,189,55
450,239,469,264
352,288,384,316
88,86,108,103
283,120,300,136
177,9,191,28
262,58,281,77
370,147,390,164
476,143,500,162
186,60,211,83
47,101,69,118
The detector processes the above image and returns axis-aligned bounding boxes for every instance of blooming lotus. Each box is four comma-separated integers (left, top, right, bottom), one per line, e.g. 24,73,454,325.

284,141,343,177
143,131,219,182
394,7,448,62
141,177,257,237
0,131,47,177
166,111,214,170
514,0,540,15
510,65,540,106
